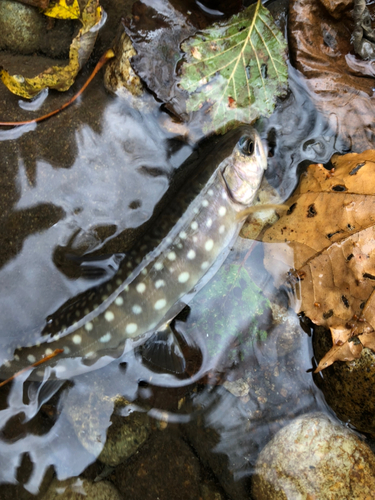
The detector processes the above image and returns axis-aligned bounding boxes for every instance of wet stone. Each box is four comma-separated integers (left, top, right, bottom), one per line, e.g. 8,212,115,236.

114,429,202,500
313,325,375,436
0,0,74,57
252,412,375,500
41,477,122,500
104,30,143,97
98,410,151,467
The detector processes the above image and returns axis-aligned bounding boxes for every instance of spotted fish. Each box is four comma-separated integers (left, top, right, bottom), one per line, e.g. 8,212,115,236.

1,128,267,381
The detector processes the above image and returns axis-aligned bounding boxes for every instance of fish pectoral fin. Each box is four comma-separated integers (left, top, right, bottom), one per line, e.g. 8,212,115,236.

60,252,125,280
237,203,289,221
141,324,186,375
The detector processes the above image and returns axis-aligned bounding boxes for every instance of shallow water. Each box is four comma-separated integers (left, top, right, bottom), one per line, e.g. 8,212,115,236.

0,0,373,498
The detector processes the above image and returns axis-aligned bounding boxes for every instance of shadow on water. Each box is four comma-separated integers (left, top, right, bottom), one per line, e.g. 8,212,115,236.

0,0,373,498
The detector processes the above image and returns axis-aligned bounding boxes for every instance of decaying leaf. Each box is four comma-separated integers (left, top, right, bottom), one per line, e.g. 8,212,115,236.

288,0,375,151
179,0,288,134
259,150,375,371
0,0,102,98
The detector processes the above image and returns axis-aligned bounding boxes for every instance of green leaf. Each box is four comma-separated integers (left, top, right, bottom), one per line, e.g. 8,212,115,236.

179,0,288,134
186,262,270,360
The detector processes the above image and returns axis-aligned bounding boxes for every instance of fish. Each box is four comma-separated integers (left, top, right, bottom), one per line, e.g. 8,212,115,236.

0,127,267,383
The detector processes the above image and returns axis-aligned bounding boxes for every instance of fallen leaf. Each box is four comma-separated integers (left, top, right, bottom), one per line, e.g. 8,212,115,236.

288,0,375,151
259,150,375,370
0,0,102,98
124,0,287,135
43,0,80,19
179,0,288,134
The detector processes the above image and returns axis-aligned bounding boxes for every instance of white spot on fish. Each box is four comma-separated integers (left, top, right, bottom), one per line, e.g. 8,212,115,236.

136,283,146,294
178,272,190,283
100,332,112,343
201,261,209,270
194,207,199,214
177,243,183,249
102,295,108,301
219,206,227,216
73,335,82,345
45,348,53,356
155,279,166,289
85,351,95,358
127,262,132,268
132,305,142,314
64,346,71,354
126,323,138,335
124,285,129,292
208,189,214,196
202,199,209,207
193,236,198,243
27,355,36,363
115,296,124,306
14,355,20,361
222,191,227,200
168,252,176,261
116,278,122,286
219,225,225,234
4,361,11,368
85,322,93,332
205,239,214,251
206,218,212,228
141,269,148,276
179,231,187,239
105,311,115,322
84,308,90,315
154,299,167,310
187,250,196,260
191,221,198,231
154,262,164,271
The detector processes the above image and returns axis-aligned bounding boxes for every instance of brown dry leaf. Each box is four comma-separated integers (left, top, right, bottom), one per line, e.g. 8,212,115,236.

288,0,375,151
260,150,375,371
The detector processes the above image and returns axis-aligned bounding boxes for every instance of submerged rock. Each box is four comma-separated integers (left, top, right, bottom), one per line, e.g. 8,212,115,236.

41,478,122,500
0,0,73,58
114,429,203,500
98,409,151,467
313,325,375,436
252,413,375,500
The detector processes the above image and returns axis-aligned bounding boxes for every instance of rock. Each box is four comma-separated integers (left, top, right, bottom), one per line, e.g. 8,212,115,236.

252,413,375,500
0,0,74,58
98,410,151,467
0,0,46,54
114,429,202,500
104,30,143,97
313,325,375,436
41,478,122,500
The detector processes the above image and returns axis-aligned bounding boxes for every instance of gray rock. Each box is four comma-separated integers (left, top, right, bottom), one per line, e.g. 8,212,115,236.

0,0,46,54
0,0,73,58
252,413,375,500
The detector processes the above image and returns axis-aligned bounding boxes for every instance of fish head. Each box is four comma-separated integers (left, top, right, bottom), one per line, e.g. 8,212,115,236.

221,128,267,207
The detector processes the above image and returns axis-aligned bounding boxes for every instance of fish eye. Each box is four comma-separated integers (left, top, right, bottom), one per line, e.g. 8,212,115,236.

239,136,255,156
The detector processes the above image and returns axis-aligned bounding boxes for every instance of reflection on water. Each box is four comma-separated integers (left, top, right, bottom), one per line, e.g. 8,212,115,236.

0,2,373,499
